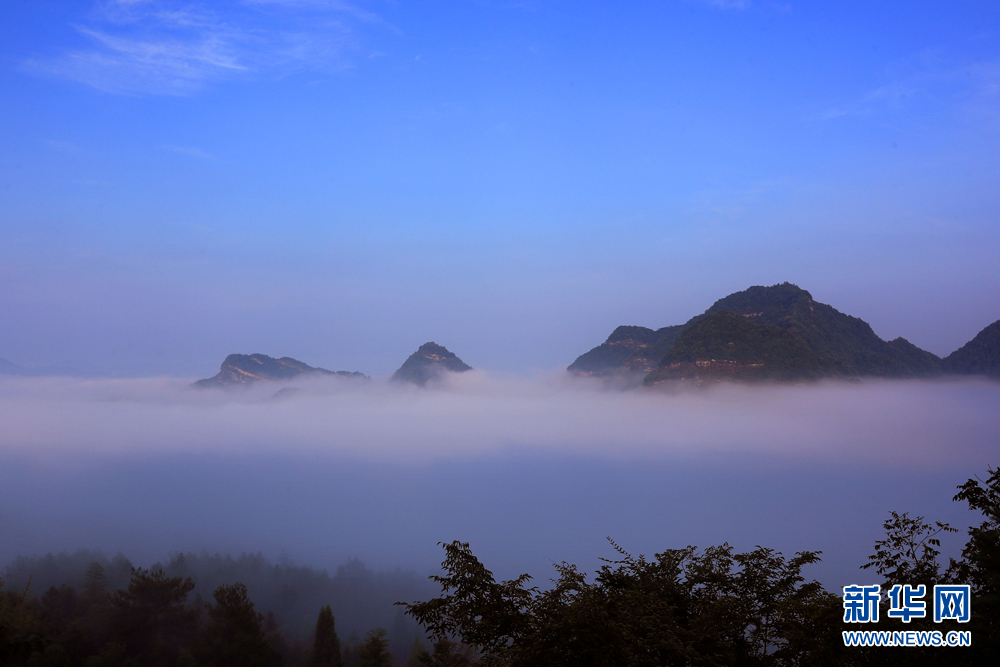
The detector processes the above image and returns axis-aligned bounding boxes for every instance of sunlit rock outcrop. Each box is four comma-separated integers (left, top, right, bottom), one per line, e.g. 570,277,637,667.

391,342,472,386
193,353,367,388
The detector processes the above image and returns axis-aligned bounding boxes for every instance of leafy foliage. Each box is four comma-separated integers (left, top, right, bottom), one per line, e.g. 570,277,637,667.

400,541,534,655
861,511,957,586
401,539,844,666
417,638,478,666
5,465,1000,665
950,465,1000,657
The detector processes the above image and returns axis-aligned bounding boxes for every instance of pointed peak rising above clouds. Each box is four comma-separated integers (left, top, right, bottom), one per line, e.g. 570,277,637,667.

391,342,472,386
193,353,367,388
570,282,969,384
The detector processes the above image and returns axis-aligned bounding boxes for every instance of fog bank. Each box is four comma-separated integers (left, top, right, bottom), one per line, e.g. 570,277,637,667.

1,373,997,592
1,372,997,464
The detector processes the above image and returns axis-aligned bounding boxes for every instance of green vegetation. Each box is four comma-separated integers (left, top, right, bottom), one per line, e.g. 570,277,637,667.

696,284,942,379
944,320,1000,377
569,283,960,384
358,628,393,667
401,465,1000,666
644,311,834,383
311,605,343,667
567,325,686,376
3,465,998,665
0,553,430,666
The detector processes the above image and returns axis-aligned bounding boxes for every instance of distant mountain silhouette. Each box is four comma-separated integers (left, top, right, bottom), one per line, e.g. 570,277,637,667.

943,320,1000,378
193,353,368,388
391,342,472,386
572,283,950,384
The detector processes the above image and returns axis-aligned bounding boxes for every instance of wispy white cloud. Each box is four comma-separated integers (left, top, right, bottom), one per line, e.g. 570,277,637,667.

245,0,383,25
22,0,376,95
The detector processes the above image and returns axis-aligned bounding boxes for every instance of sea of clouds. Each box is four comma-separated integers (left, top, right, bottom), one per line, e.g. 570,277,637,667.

1,371,997,463
1,372,997,588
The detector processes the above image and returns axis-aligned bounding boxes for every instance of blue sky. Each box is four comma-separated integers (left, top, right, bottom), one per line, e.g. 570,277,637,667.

2,0,999,376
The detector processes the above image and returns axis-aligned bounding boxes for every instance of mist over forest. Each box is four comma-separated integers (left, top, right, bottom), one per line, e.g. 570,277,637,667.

2,372,996,590
4,0,1000,662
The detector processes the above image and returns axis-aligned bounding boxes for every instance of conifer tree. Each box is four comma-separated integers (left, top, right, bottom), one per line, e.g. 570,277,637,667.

83,562,109,598
310,605,343,667
404,637,429,667
358,628,393,667
197,583,279,667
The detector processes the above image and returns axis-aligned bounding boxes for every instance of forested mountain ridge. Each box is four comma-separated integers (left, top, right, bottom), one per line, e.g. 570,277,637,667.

944,320,1000,377
193,353,368,388
644,310,837,383
570,282,992,384
567,324,686,375
0,550,432,666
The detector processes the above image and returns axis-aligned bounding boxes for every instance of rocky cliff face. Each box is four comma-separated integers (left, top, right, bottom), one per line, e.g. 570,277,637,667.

193,353,367,388
391,342,472,386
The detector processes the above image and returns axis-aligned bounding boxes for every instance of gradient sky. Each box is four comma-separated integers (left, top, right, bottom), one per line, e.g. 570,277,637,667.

2,0,999,376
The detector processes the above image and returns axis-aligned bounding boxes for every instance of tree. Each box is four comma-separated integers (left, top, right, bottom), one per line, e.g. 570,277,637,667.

310,605,343,667
196,583,281,667
950,465,1000,659
40,584,78,635
404,637,430,667
854,465,1000,666
951,465,1000,595
83,641,137,667
421,638,478,667
83,562,110,602
401,539,842,667
358,628,393,667
399,541,534,657
0,576,44,662
862,511,957,586
110,567,198,667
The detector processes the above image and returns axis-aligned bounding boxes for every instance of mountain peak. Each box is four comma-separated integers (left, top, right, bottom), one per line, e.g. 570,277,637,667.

193,353,367,388
391,342,472,386
570,282,946,384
